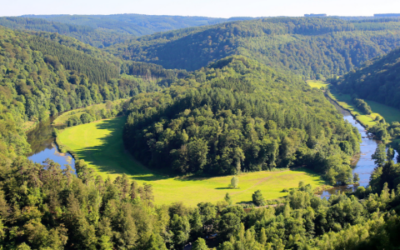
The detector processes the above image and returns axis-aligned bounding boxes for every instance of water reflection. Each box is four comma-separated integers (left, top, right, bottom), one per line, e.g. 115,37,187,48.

320,100,398,199
26,117,75,171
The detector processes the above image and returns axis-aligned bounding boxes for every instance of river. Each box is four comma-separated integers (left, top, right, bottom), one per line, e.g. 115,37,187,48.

26,117,75,171
320,100,398,198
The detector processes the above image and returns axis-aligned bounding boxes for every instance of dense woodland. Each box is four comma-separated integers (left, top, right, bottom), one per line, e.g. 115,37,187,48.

0,15,252,48
123,56,361,184
334,46,400,110
23,14,253,37
0,16,400,249
0,17,134,48
107,17,400,78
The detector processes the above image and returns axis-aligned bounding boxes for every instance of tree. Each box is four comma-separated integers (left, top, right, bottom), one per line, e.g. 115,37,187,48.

387,146,395,161
224,193,232,205
230,176,239,189
192,238,208,250
353,173,360,184
218,213,241,240
372,143,386,167
252,190,265,206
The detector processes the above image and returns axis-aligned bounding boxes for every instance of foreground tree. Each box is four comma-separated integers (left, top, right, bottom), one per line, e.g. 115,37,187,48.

252,190,265,206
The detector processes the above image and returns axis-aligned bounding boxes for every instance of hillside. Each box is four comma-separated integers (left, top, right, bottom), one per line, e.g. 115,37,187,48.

0,14,254,48
107,17,400,78
0,27,178,129
0,17,134,48
23,14,254,36
123,56,361,184
334,47,400,110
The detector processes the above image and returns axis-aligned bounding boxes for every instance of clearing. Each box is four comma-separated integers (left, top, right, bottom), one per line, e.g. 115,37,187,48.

307,80,329,89
58,116,326,206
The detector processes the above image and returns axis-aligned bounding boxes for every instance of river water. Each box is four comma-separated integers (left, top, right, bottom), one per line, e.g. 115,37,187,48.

26,117,75,171
320,100,398,199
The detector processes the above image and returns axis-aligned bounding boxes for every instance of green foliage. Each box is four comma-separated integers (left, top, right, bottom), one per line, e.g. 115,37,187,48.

0,27,164,126
224,193,233,205
372,143,387,167
335,46,400,111
354,173,360,184
252,190,265,206
123,56,360,183
230,177,239,189
22,14,252,38
353,98,372,115
108,17,400,78
192,238,208,250
0,16,134,48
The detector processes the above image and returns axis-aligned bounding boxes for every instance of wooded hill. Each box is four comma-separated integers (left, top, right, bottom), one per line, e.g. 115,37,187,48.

107,17,400,78
334,46,400,110
23,14,254,37
123,56,361,184
0,15,253,48
0,17,135,48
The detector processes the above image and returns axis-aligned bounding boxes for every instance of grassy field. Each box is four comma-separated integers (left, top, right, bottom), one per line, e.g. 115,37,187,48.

329,88,400,128
58,116,326,206
53,99,127,126
307,80,329,89
367,100,400,124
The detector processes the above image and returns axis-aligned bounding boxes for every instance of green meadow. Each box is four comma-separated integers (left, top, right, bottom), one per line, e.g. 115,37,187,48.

307,80,329,89
58,116,326,206
328,88,400,128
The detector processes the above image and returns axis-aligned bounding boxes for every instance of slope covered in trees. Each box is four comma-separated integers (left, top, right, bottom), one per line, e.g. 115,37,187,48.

0,17,134,48
107,17,400,78
0,27,178,127
123,56,361,184
334,46,400,110
0,15,253,48
23,14,254,36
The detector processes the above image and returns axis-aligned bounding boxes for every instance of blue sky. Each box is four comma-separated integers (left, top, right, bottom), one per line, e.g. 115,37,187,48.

2,0,400,18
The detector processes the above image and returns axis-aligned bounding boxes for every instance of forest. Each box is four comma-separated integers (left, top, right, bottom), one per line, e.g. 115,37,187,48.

0,15,252,48
0,17,134,48
106,17,400,78
123,56,361,185
0,15,400,249
333,46,400,111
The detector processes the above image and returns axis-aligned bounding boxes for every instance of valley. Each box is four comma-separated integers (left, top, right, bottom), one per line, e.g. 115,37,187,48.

30,115,326,206
1,14,400,249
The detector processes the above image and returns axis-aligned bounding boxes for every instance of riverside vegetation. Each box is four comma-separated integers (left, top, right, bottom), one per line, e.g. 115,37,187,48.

0,16,400,249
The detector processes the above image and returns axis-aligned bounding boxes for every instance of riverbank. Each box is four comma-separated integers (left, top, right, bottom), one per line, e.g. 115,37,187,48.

326,89,382,129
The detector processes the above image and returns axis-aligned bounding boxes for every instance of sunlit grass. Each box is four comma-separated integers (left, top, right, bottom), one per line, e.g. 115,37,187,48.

307,80,329,89
58,116,326,206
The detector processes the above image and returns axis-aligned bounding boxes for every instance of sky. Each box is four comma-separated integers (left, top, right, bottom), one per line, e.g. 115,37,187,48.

2,0,400,18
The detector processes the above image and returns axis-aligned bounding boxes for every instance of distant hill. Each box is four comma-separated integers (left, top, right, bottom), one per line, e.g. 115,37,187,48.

106,17,400,78
0,15,253,48
0,17,134,48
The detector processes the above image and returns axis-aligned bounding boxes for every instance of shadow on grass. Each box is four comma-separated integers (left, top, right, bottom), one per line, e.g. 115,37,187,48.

74,117,171,182
215,187,233,190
